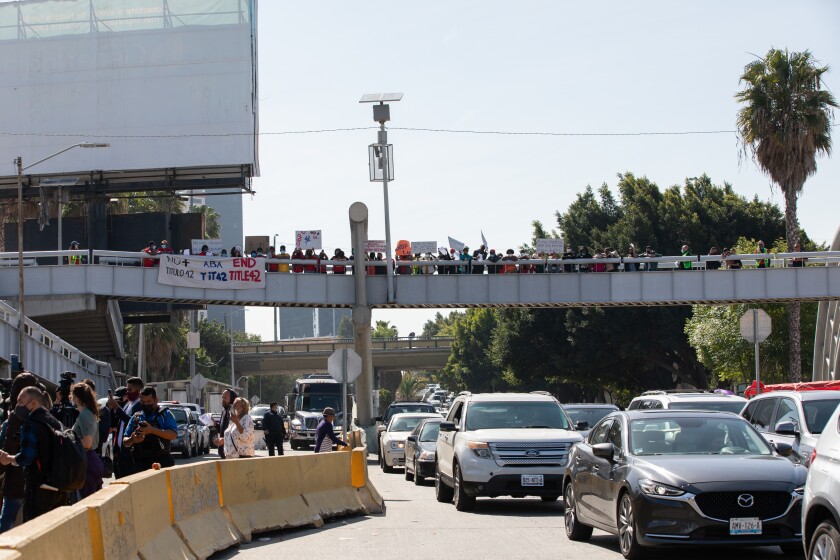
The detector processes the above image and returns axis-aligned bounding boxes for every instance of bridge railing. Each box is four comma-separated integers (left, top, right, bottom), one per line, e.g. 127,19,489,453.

2,249,839,273
234,336,454,354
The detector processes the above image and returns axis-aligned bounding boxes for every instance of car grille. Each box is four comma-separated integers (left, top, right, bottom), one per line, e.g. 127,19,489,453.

489,441,571,467
694,491,793,521
304,418,319,430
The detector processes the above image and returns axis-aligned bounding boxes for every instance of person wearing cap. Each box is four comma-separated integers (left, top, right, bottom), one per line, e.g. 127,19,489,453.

262,402,286,456
64,241,87,265
314,407,348,453
142,240,158,267
487,249,501,274
277,245,291,273
158,240,174,257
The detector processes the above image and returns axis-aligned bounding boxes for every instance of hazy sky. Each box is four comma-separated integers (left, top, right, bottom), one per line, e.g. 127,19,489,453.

244,1,840,340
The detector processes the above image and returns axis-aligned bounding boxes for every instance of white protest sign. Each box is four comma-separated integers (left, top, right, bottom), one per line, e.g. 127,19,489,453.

157,254,266,290
191,239,224,255
536,238,565,255
295,230,322,250
447,236,465,252
411,241,437,255
365,240,387,253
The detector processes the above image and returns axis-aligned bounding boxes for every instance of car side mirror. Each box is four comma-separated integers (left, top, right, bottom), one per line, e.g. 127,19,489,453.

592,442,615,461
406,435,417,443
575,421,589,431
439,421,458,432
773,442,794,457
774,421,799,437
376,425,386,433
374,416,383,422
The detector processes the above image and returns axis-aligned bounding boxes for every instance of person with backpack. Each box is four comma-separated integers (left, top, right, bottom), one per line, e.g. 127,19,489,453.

122,387,177,471
0,387,70,522
70,383,104,499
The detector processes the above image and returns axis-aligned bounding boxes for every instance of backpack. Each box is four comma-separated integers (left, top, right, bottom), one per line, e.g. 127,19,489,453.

30,416,88,492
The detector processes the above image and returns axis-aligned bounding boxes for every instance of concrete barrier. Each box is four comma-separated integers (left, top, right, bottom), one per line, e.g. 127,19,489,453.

351,447,385,514
167,462,240,558
219,456,322,543
0,505,94,558
76,484,137,560
296,452,367,519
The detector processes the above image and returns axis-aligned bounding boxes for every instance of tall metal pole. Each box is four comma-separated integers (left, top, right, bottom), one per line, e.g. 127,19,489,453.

380,123,395,302
189,310,196,401
16,157,25,367
229,317,235,387
57,187,63,252
753,309,761,396
137,323,146,382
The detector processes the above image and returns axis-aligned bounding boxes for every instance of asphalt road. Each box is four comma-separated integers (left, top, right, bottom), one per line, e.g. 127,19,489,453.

197,448,795,560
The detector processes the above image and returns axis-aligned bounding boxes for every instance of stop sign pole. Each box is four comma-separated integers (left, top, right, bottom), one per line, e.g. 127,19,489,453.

740,309,772,396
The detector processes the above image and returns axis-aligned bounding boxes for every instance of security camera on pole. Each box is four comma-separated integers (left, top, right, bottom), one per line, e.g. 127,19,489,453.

740,309,772,395
360,93,403,303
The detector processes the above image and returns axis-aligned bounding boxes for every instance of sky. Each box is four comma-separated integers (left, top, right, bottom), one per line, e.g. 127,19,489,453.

240,1,840,340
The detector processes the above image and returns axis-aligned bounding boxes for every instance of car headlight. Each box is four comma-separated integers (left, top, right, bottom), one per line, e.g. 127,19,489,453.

389,440,405,450
639,479,685,497
419,451,436,461
466,441,491,458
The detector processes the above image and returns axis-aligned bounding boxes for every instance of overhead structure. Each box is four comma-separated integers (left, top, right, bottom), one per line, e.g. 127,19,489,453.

813,224,840,381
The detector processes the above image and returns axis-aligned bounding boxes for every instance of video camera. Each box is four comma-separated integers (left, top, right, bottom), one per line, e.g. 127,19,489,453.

52,371,79,428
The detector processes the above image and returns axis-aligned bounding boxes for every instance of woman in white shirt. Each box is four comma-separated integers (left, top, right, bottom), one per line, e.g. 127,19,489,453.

223,397,255,458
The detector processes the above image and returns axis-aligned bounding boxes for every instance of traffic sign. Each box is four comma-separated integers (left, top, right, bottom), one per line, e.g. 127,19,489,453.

192,372,209,391
740,309,772,343
329,349,362,383
250,394,260,405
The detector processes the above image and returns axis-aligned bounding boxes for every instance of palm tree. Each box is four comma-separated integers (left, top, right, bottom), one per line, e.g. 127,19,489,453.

397,371,426,401
736,49,837,382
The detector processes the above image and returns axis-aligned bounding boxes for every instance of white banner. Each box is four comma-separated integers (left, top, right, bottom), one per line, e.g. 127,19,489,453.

536,238,565,255
447,237,465,252
191,239,224,255
365,240,387,253
411,241,437,255
158,254,266,290
295,230,322,250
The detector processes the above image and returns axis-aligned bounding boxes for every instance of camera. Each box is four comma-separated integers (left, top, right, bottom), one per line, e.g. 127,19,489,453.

59,371,76,396
52,371,79,428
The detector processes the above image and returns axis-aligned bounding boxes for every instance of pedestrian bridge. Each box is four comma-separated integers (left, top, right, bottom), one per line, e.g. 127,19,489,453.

1,250,839,309
233,336,453,375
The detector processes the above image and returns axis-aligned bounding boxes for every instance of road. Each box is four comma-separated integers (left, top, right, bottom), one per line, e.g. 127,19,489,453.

184,448,795,560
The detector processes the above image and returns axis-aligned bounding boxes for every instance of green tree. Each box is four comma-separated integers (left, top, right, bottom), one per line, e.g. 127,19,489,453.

397,371,426,401
372,320,398,338
422,311,463,337
337,315,354,338
736,48,838,381
193,204,222,238
440,309,503,392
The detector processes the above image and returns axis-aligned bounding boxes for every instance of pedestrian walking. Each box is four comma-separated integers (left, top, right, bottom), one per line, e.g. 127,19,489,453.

262,402,286,457
314,407,348,453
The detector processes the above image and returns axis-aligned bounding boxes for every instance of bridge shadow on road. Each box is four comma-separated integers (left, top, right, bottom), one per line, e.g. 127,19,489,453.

579,533,789,559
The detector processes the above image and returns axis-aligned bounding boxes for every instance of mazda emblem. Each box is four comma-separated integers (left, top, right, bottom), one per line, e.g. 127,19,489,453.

737,494,754,508
525,449,540,457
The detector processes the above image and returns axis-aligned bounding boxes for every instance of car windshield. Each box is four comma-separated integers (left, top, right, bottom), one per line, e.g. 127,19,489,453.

803,399,840,434
386,405,435,422
465,401,571,430
630,417,772,456
668,401,745,413
419,421,441,442
169,408,187,424
390,416,433,432
251,406,270,418
564,407,616,426
300,395,341,413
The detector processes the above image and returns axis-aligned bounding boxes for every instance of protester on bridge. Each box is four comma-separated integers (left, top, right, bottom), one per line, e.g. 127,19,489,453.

0,373,44,532
333,249,348,274
0,387,68,522
314,407,348,453
142,241,158,267
679,244,694,270
459,246,472,274
562,246,576,272
213,389,237,459
220,249,228,257
158,240,174,258
123,387,177,471
303,249,318,273
266,246,278,272
223,397,255,459
107,376,144,478
500,249,518,274
63,240,87,265
606,248,620,272
706,246,721,270
437,248,451,275
722,248,742,270
277,245,291,273
318,250,329,274
789,239,805,267
70,383,104,499
591,249,606,273
576,246,592,272
486,249,501,274
230,245,244,258
291,247,304,273
471,249,485,274
263,402,286,457
755,240,769,268
624,243,638,272
197,244,210,256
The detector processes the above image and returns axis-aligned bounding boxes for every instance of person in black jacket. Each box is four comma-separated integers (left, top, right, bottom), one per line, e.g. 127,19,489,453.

106,377,144,478
262,402,287,456
212,389,237,459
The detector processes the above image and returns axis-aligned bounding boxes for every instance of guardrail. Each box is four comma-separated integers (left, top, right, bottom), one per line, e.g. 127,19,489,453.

235,336,454,354
1,249,838,273
0,448,382,560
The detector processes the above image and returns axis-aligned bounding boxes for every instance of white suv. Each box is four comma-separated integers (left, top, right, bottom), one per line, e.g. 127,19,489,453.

434,392,583,511
627,390,747,413
803,401,840,559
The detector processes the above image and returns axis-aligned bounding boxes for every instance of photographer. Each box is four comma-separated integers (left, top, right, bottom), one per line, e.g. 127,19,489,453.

122,387,177,472
107,378,143,478
49,372,79,429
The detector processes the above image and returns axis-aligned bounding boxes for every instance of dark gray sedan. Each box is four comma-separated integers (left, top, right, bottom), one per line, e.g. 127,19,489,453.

404,417,442,485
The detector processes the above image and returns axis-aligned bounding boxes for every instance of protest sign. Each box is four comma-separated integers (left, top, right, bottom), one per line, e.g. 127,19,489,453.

411,241,437,255
158,254,266,290
365,240,387,253
536,238,565,255
395,240,412,256
245,235,270,255
295,230,322,250
191,239,224,255
447,237,465,252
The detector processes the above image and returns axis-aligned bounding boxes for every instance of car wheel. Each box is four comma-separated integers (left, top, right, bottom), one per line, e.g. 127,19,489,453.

404,461,414,481
414,471,424,486
435,463,454,503
808,520,839,560
193,439,199,457
453,463,476,512
183,440,192,458
564,482,593,541
618,493,644,559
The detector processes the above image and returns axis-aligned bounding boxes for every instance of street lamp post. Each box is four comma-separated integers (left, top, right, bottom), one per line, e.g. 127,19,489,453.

15,142,109,367
360,93,403,303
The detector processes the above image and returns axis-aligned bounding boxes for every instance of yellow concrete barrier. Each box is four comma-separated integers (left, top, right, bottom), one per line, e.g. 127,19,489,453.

0,505,94,559
297,452,367,519
76,483,137,560
218,456,322,543
167,461,240,558
112,468,195,560
351,448,385,514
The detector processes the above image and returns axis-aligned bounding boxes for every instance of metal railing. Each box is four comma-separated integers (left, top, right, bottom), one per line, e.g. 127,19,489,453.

234,336,454,354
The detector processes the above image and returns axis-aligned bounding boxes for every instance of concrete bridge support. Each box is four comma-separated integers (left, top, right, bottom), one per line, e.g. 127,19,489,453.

350,202,375,427
813,224,840,381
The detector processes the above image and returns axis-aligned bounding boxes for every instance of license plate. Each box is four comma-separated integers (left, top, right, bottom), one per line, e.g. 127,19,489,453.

521,474,544,487
729,518,762,535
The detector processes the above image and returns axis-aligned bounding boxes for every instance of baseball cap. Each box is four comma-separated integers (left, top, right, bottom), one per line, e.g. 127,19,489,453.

322,407,336,416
